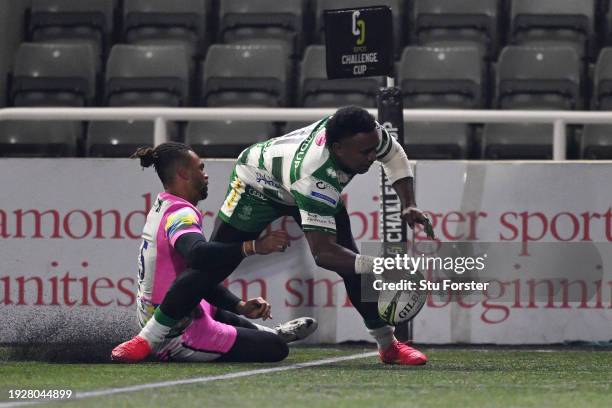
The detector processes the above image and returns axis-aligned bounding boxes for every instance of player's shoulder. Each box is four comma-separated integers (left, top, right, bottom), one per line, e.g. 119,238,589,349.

165,203,201,224
374,122,394,158
301,123,332,166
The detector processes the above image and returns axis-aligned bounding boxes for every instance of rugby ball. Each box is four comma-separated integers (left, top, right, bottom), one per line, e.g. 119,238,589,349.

378,283,427,326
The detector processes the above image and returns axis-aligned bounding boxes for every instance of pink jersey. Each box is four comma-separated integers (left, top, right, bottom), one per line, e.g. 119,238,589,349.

136,192,237,353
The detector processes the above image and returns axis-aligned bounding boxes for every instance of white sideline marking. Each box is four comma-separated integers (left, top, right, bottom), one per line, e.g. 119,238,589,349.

0,351,378,407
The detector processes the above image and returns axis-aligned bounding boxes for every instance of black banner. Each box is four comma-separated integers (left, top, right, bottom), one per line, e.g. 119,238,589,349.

377,86,412,341
324,6,393,79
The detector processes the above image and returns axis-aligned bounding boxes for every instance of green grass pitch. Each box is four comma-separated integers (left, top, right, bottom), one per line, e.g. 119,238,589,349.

1,345,610,408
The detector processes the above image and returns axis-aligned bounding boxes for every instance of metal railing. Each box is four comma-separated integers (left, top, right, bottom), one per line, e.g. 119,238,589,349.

3,107,612,160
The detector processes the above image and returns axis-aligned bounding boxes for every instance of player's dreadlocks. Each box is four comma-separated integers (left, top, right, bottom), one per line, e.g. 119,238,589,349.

325,106,377,147
132,142,192,186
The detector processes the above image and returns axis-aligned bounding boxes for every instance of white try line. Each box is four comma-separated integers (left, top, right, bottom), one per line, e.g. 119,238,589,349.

0,351,378,407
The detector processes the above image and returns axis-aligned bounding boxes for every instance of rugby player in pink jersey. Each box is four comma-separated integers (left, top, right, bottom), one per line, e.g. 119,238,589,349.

112,142,317,363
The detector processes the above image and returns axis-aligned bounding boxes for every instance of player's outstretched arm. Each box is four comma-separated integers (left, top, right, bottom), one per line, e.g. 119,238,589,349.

175,231,290,270
393,177,435,239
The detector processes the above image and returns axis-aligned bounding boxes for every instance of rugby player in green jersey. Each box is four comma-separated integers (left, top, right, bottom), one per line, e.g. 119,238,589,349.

211,106,431,365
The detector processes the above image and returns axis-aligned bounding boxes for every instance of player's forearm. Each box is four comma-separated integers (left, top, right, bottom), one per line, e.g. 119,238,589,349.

205,283,242,313
392,176,417,208
175,232,244,270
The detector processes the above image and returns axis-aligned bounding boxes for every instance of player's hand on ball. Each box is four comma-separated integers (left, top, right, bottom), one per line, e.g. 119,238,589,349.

237,297,272,320
256,230,290,254
401,206,435,239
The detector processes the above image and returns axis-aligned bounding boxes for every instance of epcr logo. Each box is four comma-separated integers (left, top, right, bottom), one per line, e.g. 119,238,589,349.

352,11,365,46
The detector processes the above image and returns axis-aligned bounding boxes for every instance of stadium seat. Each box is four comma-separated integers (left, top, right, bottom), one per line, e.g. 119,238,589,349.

185,121,272,158
0,120,81,157
399,46,484,108
398,46,482,158
604,0,612,44
581,124,612,158
299,45,383,107
404,122,471,159
593,47,612,109
218,0,306,57
105,44,190,106
410,0,500,59
510,0,596,59
495,46,582,110
87,121,154,157
10,43,97,106
314,0,403,56
201,44,289,107
29,0,115,57
122,0,208,57
482,123,553,159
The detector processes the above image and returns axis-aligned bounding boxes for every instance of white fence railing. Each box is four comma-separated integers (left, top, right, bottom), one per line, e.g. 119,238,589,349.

3,107,612,160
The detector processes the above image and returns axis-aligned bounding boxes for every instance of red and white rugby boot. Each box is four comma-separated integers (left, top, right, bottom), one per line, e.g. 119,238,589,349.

379,340,427,365
111,336,152,363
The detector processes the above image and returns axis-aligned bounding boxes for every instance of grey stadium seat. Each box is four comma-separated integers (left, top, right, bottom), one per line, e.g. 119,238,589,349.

399,46,482,158
482,123,553,159
122,0,208,57
219,0,306,57
201,44,289,107
581,125,612,159
11,43,97,106
605,0,612,44
404,122,471,159
300,45,383,107
29,0,115,57
88,121,152,157
593,47,612,109
411,0,500,59
0,121,81,157
315,0,402,56
510,0,595,59
185,121,272,158
399,46,484,108
496,46,582,110
105,44,190,106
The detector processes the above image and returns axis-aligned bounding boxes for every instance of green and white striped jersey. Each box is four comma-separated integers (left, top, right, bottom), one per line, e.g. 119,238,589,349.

233,117,411,234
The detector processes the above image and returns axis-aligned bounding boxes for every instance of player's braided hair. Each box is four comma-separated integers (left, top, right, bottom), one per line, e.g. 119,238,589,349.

325,106,376,147
132,142,192,186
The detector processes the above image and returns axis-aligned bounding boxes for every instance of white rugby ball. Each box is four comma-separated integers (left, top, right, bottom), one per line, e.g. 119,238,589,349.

378,285,427,326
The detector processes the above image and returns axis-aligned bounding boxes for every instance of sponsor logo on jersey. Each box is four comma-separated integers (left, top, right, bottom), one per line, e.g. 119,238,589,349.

315,131,327,146
315,180,328,190
310,191,337,205
237,205,253,221
301,211,336,229
226,178,243,210
293,137,311,171
309,179,339,206
255,171,280,188
336,170,351,184
248,187,266,201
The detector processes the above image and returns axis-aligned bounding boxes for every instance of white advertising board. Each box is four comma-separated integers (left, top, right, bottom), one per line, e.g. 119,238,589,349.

1,160,610,345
